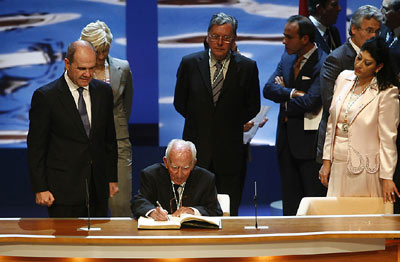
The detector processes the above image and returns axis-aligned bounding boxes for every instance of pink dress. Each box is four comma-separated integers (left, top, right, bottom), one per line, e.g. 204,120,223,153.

327,91,382,197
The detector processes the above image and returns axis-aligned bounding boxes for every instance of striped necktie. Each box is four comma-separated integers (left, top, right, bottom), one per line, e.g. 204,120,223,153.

212,61,224,105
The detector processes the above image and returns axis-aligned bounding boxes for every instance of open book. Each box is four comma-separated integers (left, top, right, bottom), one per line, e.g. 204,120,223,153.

137,214,222,229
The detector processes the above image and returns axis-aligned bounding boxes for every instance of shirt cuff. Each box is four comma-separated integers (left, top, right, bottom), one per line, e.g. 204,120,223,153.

145,208,155,217
290,89,295,99
191,207,201,216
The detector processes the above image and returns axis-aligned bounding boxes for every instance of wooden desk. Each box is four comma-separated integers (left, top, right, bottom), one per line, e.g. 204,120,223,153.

1,215,400,260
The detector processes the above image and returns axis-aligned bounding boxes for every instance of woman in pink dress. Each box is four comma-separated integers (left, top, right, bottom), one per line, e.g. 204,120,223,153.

319,37,400,204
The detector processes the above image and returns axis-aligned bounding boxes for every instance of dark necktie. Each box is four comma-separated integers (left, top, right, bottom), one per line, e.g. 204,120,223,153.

212,61,224,105
293,55,304,80
324,28,334,50
77,87,90,137
173,184,181,196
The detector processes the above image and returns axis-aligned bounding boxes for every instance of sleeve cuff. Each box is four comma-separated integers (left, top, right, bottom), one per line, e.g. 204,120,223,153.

289,89,295,99
191,207,201,216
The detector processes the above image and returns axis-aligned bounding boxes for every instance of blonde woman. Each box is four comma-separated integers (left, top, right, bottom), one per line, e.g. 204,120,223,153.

81,20,133,216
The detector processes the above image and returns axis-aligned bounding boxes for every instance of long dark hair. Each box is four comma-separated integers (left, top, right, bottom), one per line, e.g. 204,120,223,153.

361,37,399,90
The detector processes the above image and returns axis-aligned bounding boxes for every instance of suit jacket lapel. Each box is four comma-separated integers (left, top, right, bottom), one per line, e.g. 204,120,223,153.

109,56,121,101
197,51,213,100
291,49,318,88
333,77,353,126
56,75,88,137
349,79,378,125
219,52,238,100
315,28,330,54
89,82,100,138
344,40,357,62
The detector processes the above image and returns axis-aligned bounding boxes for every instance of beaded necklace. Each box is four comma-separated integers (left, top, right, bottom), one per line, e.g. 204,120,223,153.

342,77,371,133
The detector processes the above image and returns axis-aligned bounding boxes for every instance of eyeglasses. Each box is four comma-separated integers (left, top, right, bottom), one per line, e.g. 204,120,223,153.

208,34,234,43
359,27,380,35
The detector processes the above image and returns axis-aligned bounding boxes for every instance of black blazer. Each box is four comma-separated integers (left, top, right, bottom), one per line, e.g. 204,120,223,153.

314,25,342,54
316,38,356,162
173,50,260,173
27,75,117,205
263,48,327,159
132,163,222,218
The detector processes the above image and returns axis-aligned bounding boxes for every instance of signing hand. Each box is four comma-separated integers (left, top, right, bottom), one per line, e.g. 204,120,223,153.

35,191,55,207
382,179,400,203
149,206,169,221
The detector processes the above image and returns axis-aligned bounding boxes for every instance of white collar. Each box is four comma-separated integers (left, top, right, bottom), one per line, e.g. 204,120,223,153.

309,15,327,36
349,38,360,54
64,71,89,92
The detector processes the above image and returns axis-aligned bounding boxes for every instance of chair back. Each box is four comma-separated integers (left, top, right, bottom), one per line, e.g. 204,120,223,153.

296,197,393,216
217,194,230,216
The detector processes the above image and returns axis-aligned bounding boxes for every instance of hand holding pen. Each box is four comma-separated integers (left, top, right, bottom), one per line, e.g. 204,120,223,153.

149,200,169,221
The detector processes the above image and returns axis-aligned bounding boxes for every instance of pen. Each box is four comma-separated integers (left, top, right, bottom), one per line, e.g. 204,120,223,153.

156,201,169,221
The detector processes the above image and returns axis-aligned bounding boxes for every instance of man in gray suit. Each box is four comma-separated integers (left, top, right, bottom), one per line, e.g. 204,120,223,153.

316,5,383,164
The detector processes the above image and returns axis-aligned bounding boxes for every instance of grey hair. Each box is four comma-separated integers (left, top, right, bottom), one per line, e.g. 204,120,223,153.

165,139,197,164
207,12,238,36
80,20,113,51
349,5,383,36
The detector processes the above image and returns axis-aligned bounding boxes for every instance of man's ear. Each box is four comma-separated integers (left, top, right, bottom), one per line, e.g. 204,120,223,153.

350,25,357,36
64,58,70,71
163,156,168,168
301,34,310,44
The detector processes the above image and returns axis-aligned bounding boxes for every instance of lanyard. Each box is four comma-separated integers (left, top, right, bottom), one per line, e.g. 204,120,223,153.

342,77,371,133
209,49,228,86
171,182,186,210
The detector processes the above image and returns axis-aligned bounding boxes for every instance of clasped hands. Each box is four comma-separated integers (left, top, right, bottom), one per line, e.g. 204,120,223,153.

149,206,194,221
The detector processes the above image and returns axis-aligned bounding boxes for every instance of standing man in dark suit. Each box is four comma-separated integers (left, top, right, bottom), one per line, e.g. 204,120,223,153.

381,0,400,75
173,12,260,216
132,139,222,220
27,40,118,218
381,0,400,213
308,0,342,54
316,5,383,163
263,15,327,216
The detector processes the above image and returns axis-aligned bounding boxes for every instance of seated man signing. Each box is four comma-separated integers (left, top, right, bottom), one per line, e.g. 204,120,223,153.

132,139,222,220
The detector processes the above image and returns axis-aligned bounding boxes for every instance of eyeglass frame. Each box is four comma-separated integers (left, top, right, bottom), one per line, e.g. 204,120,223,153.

208,34,235,44
357,26,381,35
